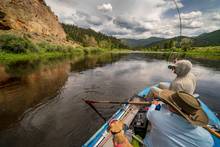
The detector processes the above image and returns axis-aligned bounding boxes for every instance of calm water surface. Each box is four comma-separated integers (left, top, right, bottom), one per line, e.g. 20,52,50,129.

0,53,220,146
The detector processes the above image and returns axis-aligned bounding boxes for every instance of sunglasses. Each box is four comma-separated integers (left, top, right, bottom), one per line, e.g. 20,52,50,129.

168,65,176,70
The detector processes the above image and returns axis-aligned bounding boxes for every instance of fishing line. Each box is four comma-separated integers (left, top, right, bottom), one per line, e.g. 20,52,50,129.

167,0,182,63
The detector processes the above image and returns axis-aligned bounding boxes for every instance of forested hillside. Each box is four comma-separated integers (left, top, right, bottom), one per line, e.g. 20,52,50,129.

194,30,220,47
62,24,127,49
121,37,164,48
121,29,220,50
142,29,220,50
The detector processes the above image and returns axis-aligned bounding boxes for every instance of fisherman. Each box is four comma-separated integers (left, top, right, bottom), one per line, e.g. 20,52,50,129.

148,59,196,98
144,90,214,147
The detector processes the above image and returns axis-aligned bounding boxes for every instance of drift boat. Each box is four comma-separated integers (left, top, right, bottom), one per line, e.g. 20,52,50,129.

83,84,220,147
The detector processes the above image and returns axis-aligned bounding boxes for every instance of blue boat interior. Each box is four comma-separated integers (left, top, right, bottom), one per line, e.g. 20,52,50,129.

83,85,220,147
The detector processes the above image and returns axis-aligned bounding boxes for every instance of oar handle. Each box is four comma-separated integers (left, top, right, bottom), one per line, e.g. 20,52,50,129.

83,99,152,106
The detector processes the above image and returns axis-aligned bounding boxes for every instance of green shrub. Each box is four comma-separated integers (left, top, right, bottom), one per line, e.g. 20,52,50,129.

37,42,57,52
0,34,38,53
83,48,104,55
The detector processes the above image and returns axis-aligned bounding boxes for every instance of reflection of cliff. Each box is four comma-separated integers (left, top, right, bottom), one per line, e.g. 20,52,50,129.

0,65,10,83
0,62,70,129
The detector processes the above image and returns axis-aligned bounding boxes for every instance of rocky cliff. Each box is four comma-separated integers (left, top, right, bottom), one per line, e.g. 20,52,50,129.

0,0,66,40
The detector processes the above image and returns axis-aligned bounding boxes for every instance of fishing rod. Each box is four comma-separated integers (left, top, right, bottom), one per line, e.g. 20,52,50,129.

172,0,182,46
167,0,182,62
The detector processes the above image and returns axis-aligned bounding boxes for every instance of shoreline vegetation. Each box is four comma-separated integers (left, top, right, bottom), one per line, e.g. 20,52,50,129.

0,33,123,63
0,34,220,64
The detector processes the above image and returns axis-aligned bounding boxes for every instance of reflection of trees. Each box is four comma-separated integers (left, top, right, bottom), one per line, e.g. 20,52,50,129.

143,53,220,70
70,53,126,72
0,53,126,130
0,62,70,130
0,53,127,131
143,52,186,61
4,60,42,77
190,58,220,71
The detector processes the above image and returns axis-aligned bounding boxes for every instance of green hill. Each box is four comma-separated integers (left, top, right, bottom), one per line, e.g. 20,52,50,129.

193,30,220,46
145,36,191,49
62,24,127,49
143,29,220,49
121,37,164,48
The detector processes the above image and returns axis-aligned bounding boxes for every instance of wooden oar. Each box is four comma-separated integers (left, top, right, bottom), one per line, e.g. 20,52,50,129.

83,99,152,106
83,99,107,122
82,99,152,122
83,99,220,139
203,126,220,138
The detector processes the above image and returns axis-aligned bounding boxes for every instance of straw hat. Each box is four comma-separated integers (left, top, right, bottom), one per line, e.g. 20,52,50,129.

159,90,208,126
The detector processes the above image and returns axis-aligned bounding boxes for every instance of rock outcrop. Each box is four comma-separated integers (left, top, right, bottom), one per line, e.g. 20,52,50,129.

0,0,66,39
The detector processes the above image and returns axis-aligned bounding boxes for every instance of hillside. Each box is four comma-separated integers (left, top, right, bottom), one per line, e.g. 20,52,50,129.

63,24,127,49
121,37,164,48
145,36,190,49
142,29,220,49
193,30,220,46
0,0,66,40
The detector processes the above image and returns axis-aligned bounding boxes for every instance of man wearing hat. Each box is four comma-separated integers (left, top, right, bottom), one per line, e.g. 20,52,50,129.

169,59,196,95
143,90,214,147
148,59,196,98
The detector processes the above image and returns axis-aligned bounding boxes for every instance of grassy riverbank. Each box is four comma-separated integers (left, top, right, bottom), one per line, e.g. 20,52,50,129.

0,34,220,63
0,34,117,63
1,46,220,63
0,48,110,63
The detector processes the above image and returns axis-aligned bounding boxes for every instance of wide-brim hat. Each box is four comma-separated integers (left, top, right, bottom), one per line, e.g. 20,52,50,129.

159,90,209,126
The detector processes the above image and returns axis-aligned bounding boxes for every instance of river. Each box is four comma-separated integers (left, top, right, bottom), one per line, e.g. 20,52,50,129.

0,53,220,146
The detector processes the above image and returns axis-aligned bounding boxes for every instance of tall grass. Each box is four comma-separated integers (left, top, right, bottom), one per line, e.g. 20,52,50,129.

0,34,111,63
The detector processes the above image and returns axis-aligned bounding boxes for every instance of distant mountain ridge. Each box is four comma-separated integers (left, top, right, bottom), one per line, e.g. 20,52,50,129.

121,37,164,48
193,30,220,47
122,29,220,49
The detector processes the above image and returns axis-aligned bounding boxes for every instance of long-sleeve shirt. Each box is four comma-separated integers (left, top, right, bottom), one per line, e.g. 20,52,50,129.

143,103,214,147
170,72,196,95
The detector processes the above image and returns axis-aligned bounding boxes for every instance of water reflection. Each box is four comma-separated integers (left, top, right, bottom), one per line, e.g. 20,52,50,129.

0,53,219,147
0,61,70,130
0,54,126,131
70,53,125,72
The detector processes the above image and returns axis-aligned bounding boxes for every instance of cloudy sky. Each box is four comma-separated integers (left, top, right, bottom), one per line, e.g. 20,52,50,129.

45,0,220,39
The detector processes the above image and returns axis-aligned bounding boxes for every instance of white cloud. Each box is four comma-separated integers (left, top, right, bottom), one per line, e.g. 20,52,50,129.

181,11,202,20
173,11,204,30
157,0,184,10
97,3,113,12
212,12,220,21
44,0,220,39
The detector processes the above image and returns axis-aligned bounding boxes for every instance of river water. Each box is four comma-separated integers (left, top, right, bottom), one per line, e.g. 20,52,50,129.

0,53,220,147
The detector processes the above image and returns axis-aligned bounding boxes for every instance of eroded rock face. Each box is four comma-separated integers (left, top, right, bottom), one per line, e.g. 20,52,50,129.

0,0,66,39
